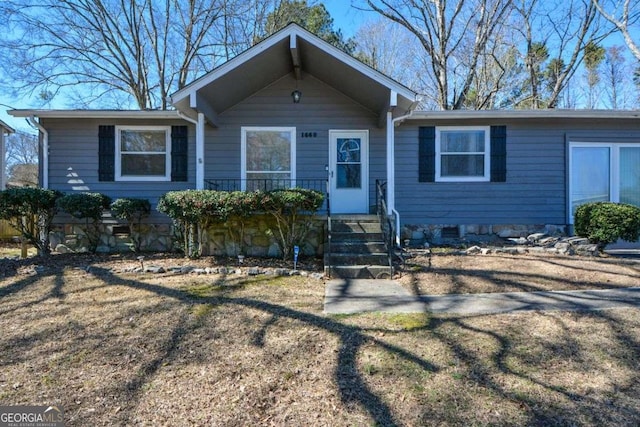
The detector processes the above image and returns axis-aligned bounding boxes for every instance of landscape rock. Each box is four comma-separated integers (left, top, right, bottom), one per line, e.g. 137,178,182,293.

465,245,482,255
247,267,262,276
55,244,72,254
144,266,165,274
527,233,546,243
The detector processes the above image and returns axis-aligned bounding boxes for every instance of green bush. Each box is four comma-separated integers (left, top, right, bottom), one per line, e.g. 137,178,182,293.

157,190,235,258
157,189,324,259
57,192,112,252
0,187,62,256
111,198,151,252
263,188,324,259
574,202,640,250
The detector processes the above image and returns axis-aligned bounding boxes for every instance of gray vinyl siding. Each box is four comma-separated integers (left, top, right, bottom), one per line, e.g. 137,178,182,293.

204,73,384,210
42,118,195,222
396,117,640,227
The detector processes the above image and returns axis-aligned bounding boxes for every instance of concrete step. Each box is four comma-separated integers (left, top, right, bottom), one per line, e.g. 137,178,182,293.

325,252,389,266
332,221,382,233
324,265,393,279
331,232,384,243
330,241,387,254
330,214,379,221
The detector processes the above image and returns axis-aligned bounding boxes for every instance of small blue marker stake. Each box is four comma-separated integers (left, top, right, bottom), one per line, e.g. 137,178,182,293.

293,245,300,271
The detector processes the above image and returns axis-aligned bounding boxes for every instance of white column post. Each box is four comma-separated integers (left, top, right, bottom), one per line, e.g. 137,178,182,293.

386,111,395,215
196,112,205,190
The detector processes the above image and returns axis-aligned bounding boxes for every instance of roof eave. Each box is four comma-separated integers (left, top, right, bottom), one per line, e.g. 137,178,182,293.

408,109,640,120
8,109,182,120
0,119,15,133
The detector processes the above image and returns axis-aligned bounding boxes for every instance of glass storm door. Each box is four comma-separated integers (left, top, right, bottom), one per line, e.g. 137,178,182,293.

329,130,369,214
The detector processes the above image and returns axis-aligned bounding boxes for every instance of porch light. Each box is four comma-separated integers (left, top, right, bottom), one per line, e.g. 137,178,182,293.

291,89,302,103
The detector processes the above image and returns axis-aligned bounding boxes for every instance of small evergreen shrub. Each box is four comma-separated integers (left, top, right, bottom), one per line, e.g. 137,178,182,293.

57,192,112,252
157,190,234,258
574,202,640,250
0,187,62,256
263,188,324,259
111,198,151,252
157,189,324,259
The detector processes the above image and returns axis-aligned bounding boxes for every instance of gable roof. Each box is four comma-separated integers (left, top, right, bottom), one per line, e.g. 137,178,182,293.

170,23,419,123
0,118,14,134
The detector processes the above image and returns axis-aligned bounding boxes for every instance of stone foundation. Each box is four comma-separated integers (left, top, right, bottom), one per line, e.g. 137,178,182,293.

402,223,567,246
49,214,325,257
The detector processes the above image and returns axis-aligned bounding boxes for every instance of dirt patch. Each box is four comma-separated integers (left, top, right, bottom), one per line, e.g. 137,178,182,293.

398,251,640,295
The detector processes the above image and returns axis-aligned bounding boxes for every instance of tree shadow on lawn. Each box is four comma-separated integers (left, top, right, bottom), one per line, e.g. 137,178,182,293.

3,263,640,425
399,272,640,425
85,266,438,426
406,253,640,295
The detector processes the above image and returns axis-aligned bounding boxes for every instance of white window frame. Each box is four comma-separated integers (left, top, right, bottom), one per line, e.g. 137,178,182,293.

115,125,171,181
435,126,491,182
241,126,296,191
569,141,640,223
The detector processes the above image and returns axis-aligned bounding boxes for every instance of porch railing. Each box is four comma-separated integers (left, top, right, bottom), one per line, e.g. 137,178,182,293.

376,179,399,272
205,178,326,193
205,178,333,276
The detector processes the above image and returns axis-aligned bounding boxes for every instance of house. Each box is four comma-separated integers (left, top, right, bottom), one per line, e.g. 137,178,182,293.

0,119,15,190
7,24,640,253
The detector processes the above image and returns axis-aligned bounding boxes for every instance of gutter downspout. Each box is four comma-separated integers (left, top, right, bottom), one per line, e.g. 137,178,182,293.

386,110,414,246
176,111,205,190
28,116,48,189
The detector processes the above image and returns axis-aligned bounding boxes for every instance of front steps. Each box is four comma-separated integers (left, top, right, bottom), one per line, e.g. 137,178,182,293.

324,215,393,279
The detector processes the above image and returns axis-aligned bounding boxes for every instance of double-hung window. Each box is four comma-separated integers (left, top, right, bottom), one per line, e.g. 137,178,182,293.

115,126,171,181
241,127,296,191
436,126,490,182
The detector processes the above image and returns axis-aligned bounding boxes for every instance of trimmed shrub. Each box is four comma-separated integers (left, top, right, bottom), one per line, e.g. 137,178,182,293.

574,202,640,250
0,187,62,256
157,189,324,259
111,198,151,252
262,188,324,259
57,192,112,252
157,190,234,258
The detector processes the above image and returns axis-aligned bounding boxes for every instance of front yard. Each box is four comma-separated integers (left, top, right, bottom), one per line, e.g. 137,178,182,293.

1,250,640,425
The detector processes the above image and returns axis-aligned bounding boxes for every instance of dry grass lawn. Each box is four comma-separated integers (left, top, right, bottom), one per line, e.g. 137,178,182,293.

399,251,640,295
1,250,640,425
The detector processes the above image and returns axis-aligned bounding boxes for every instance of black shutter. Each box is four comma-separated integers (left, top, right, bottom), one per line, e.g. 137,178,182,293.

98,125,115,181
490,125,507,182
171,125,188,182
418,126,436,182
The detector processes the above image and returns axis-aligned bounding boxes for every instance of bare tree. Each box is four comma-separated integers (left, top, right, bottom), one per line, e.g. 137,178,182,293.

361,0,514,110
593,0,640,60
514,0,604,109
604,45,626,108
5,131,38,187
354,18,423,92
584,41,605,108
0,0,246,109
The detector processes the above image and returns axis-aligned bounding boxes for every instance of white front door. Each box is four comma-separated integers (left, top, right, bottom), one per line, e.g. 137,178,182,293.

329,130,369,214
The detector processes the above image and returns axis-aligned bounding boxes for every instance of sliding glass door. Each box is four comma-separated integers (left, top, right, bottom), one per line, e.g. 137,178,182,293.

570,143,640,222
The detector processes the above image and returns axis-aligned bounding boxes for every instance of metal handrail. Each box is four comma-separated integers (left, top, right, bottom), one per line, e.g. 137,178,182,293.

376,179,397,273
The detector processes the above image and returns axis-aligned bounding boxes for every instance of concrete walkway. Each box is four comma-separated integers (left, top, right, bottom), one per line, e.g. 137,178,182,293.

324,279,640,315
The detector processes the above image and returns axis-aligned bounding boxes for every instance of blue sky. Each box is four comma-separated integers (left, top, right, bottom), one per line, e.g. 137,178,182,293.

322,0,368,37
